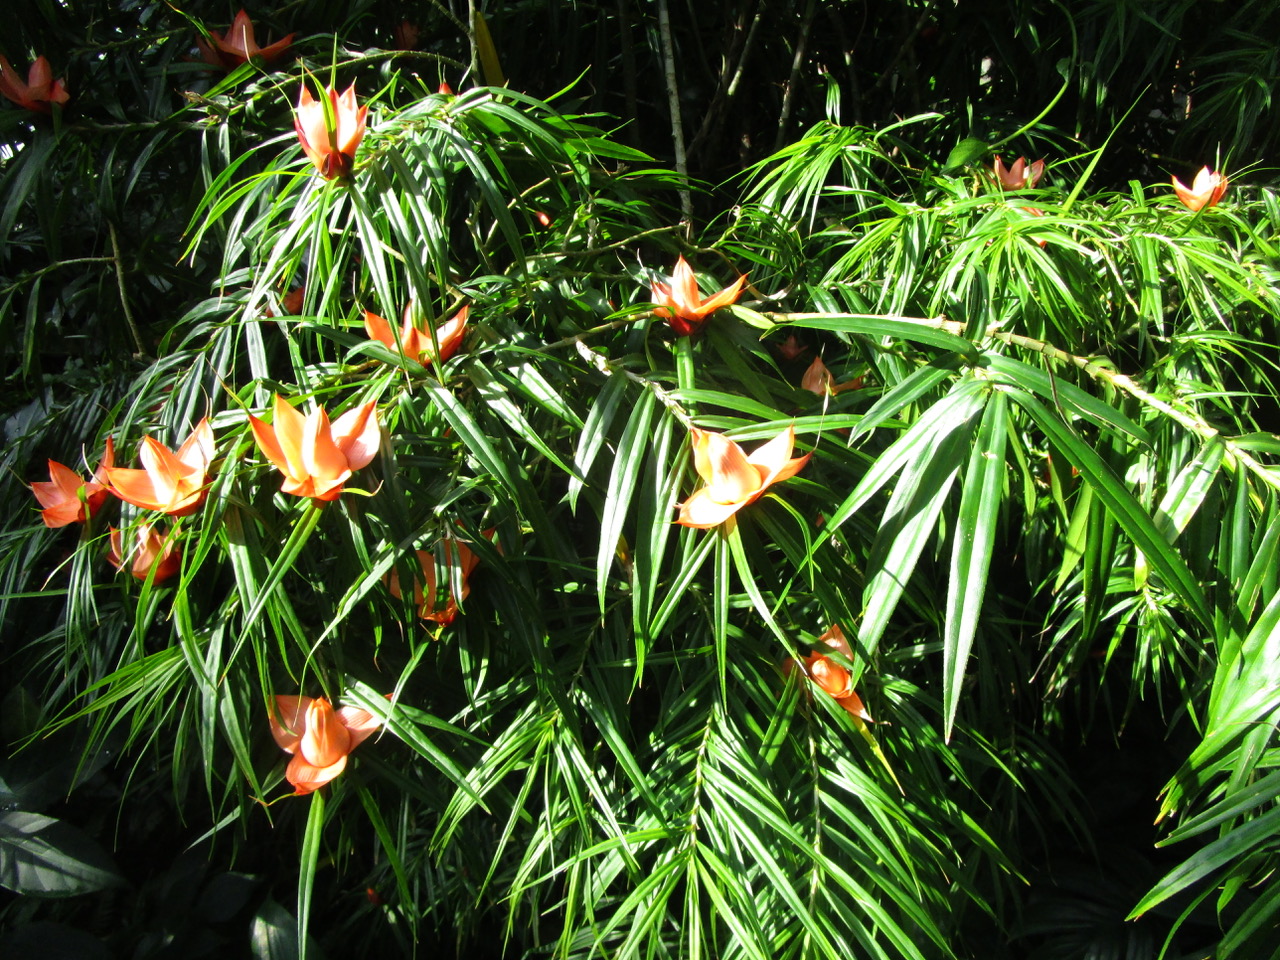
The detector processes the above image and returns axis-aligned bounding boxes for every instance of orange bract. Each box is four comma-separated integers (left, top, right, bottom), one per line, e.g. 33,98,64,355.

107,525,181,583
0,55,69,113
105,420,215,516
387,536,489,625
197,9,294,70
1171,166,1228,212
269,696,382,795
249,395,380,501
31,449,112,528
364,305,469,366
991,155,1045,190
676,426,810,529
650,256,746,336
294,82,367,180
801,357,862,397
788,625,871,722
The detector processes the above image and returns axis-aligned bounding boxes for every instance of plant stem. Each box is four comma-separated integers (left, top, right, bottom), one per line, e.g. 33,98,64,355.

656,0,692,221
109,221,148,357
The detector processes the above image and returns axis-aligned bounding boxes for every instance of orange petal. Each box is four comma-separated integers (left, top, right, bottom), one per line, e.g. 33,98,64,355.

248,413,288,478
105,465,163,512
270,695,310,754
138,437,188,509
818,624,853,660
670,256,701,318
331,401,380,471
270,395,310,480
747,426,810,489
364,310,396,350
429,306,469,363
176,418,215,472
650,279,676,318
808,655,853,699
676,487,747,528
338,704,382,750
691,429,759,504
299,698,352,768
801,357,831,396
286,752,347,794
838,689,871,722
696,273,746,317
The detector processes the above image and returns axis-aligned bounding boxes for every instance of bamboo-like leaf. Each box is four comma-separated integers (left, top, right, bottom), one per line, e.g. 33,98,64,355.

296,790,324,960
1011,390,1214,631
943,390,1009,741
596,390,657,614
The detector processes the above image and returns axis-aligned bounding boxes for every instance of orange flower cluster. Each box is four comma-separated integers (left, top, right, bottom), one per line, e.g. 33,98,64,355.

801,357,862,397
269,696,382,795
387,534,492,625
248,395,380,501
0,55,69,113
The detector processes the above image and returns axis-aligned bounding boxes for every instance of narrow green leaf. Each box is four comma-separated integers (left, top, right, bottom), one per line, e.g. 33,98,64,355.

943,390,1008,741
1011,390,1213,631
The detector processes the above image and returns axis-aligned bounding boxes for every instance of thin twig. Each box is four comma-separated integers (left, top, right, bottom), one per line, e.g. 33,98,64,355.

575,340,692,426
767,311,1280,493
775,0,818,152
109,222,148,357
656,0,693,221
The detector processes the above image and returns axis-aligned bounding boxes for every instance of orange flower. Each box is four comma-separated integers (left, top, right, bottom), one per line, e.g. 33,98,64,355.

387,536,488,625
249,395,380,501
0,55,69,113
787,625,870,721
991,155,1045,190
801,357,862,396
269,695,382,795
651,256,747,336
105,419,215,516
1171,166,1228,212
364,305,469,365
31,446,113,527
294,82,367,180
992,155,1045,190
107,525,181,583
197,9,294,70
676,426,810,528
776,334,809,362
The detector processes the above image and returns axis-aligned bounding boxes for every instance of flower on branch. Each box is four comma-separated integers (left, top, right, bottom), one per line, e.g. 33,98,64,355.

0,55,69,112
364,305,469,366
249,395,380,502
105,420,215,516
387,533,493,625
1171,166,1228,212
651,256,746,336
294,82,367,180
675,426,810,528
31,449,112,527
991,155,1045,190
786,625,871,722
801,357,862,396
107,524,181,583
269,695,382,795
197,9,294,71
